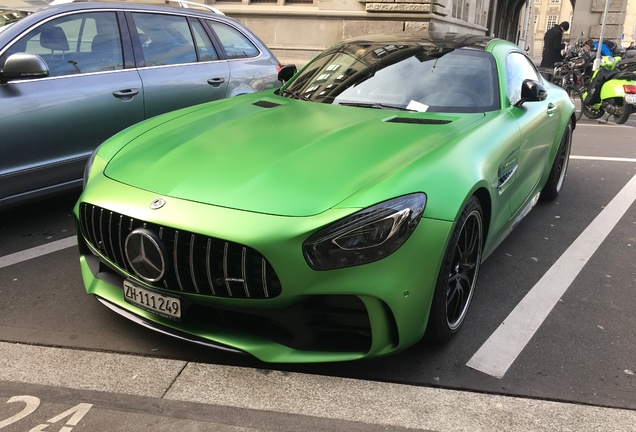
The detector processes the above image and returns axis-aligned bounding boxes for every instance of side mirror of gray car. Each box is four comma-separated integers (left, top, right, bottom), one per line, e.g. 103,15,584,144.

0,53,49,83
277,64,297,84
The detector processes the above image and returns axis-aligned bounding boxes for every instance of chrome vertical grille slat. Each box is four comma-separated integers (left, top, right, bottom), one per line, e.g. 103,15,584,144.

79,203,281,299
205,238,216,295
173,230,184,291
189,234,200,294
261,258,269,298
241,247,250,298
223,242,233,297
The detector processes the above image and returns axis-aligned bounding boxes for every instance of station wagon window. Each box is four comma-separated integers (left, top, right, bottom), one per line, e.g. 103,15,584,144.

190,19,219,61
206,21,259,59
506,52,541,106
0,12,123,76
133,13,197,66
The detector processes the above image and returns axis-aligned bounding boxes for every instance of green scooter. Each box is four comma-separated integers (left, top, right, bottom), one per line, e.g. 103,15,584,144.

581,55,636,124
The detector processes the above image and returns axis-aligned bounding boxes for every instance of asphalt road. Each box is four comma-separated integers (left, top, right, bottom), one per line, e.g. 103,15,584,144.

1,115,635,430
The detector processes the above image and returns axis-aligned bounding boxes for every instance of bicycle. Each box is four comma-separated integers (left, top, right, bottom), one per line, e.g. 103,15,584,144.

551,56,589,121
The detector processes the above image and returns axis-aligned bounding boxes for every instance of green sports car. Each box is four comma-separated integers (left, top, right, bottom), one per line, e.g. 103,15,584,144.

75,32,576,363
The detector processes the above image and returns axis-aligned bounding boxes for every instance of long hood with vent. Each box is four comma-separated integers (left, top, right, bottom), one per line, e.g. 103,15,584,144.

104,93,484,216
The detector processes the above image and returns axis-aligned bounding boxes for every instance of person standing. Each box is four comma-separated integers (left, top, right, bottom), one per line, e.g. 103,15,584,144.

540,21,570,68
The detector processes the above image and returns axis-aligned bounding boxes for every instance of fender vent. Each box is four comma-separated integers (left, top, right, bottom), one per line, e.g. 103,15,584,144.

253,100,281,109
386,117,452,125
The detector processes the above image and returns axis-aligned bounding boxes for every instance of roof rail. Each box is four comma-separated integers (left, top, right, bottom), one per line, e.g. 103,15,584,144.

164,0,225,15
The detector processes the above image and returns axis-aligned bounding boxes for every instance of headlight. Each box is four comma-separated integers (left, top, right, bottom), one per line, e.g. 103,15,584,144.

82,145,101,189
303,193,426,270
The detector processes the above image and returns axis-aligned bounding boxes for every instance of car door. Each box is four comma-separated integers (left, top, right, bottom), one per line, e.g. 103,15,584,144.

129,12,230,119
505,51,563,215
0,11,143,203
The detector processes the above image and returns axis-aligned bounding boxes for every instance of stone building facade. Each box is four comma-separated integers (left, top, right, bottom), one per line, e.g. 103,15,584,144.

208,0,491,65
532,0,635,60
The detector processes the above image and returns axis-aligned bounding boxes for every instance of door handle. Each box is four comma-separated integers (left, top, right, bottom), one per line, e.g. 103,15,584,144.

113,88,139,100
207,77,225,87
547,102,556,116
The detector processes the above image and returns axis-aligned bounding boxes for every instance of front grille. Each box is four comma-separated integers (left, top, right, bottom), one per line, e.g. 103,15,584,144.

79,203,282,299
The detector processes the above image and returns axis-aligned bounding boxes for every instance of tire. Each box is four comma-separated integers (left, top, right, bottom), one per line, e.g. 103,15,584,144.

541,120,573,202
581,100,604,119
567,86,583,121
424,196,483,343
613,99,633,124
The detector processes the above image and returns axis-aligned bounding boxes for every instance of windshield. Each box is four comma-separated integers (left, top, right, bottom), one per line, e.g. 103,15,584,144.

0,9,31,34
282,42,499,113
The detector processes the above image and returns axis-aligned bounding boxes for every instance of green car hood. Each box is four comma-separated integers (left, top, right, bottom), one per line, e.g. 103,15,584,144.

105,95,482,216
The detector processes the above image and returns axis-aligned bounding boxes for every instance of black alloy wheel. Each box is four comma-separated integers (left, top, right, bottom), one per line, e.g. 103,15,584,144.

425,197,483,343
541,120,572,201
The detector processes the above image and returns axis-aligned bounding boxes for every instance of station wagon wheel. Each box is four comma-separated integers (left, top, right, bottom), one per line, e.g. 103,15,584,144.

540,120,572,202
425,196,483,343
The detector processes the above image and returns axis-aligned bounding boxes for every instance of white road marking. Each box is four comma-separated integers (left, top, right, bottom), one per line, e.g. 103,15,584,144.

570,155,636,163
0,235,77,270
467,170,636,378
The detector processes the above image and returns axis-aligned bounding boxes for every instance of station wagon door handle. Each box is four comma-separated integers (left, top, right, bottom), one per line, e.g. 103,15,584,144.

207,77,225,87
112,88,139,100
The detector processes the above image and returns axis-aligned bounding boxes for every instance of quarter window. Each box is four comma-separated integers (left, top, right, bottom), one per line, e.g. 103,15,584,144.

0,12,123,76
206,21,259,59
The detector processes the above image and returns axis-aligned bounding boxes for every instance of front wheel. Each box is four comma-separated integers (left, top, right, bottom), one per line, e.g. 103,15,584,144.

582,100,605,119
541,120,573,201
424,197,483,343
613,99,633,124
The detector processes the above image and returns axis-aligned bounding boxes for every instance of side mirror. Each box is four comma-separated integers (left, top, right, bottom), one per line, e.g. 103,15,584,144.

0,53,49,83
515,79,547,106
277,64,297,84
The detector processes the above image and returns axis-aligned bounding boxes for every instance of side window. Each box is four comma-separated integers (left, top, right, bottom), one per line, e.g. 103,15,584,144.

0,12,123,76
133,13,196,66
506,52,540,106
191,19,218,62
206,21,259,59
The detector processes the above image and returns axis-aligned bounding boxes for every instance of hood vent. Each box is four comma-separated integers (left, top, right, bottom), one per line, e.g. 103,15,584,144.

386,117,452,125
253,100,281,109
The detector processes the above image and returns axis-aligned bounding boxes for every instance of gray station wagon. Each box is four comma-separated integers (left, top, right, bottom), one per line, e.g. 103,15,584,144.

0,1,282,209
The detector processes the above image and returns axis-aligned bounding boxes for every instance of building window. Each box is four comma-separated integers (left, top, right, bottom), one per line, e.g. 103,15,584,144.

546,15,557,31
549,0,560,3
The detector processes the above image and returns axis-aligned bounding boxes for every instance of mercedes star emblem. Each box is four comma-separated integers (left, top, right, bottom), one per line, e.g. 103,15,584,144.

124,228,166,282
150,198,166,209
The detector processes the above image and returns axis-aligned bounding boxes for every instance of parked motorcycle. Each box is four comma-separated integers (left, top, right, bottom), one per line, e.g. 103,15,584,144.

581,55,636,124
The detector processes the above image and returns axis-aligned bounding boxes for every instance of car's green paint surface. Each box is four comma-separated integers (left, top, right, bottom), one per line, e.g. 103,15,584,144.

75,33,575,362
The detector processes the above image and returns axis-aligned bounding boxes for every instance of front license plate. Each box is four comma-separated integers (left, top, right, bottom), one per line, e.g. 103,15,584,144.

123,280,181,320
625,94,636,104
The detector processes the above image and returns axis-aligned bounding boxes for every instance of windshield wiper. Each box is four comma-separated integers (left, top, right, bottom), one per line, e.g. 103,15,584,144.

337,102,414,111
280,89,311,101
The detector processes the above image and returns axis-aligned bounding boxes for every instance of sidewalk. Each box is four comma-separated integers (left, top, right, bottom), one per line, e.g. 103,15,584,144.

2,341,635,431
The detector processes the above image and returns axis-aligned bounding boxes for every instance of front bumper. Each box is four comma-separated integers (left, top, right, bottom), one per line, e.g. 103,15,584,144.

75,176,452,363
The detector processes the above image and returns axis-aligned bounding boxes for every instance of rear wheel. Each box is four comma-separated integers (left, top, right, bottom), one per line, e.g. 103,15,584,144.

424,197,483,343
541,120,572,201
613,99,633,124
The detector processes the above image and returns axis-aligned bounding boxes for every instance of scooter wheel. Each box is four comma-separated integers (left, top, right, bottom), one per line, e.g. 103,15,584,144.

582,103,604,119
613,101,633,124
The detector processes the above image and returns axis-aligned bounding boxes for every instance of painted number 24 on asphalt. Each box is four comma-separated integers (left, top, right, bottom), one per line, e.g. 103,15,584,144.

1,396,92,431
